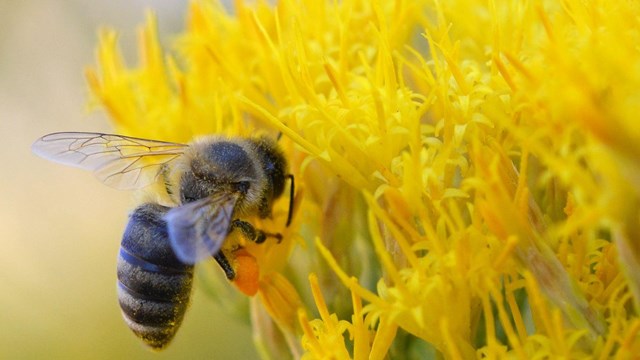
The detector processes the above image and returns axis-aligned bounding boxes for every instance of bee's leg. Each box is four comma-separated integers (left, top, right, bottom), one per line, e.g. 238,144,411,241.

230,219,283,244
213,252,236,280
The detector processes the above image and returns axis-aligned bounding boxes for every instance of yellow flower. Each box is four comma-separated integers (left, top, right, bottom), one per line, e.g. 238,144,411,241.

85,0,640,358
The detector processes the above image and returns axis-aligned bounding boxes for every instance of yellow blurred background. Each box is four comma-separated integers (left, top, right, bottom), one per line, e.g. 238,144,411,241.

1,1,257,358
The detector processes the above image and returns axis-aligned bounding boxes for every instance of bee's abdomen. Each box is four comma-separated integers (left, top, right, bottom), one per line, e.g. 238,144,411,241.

117,203,194,350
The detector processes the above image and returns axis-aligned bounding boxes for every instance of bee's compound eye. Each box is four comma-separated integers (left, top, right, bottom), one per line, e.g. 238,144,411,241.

234,181,250,194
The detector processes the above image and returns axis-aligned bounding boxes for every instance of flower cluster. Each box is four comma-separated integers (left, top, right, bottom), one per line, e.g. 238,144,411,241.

86,0,640,358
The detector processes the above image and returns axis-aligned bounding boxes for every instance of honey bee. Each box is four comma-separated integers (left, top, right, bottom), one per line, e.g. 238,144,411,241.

32,132,294,349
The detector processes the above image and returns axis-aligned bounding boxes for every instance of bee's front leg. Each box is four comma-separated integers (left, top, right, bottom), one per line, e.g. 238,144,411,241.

229,219,282,244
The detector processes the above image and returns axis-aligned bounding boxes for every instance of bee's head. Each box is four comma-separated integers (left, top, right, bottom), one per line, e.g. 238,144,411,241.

250,137,287,201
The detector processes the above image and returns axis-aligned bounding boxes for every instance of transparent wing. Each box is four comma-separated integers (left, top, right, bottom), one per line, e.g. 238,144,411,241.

164,192,239,265
32,132,188,190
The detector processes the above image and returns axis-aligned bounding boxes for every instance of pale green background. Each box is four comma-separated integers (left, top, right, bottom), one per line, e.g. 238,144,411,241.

0,1,258,358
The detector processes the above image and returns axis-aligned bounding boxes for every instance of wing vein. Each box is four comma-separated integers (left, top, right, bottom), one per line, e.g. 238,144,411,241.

32,132,188,189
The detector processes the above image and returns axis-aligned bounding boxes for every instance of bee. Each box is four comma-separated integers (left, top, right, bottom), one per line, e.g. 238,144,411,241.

32,132,294,349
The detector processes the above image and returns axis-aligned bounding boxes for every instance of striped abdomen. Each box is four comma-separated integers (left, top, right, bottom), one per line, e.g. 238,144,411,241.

117,203,194,349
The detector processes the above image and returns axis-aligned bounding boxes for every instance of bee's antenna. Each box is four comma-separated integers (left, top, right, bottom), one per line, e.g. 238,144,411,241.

285,174,295,227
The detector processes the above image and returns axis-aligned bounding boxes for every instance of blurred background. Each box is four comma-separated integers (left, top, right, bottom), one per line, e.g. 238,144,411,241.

0,1,258,358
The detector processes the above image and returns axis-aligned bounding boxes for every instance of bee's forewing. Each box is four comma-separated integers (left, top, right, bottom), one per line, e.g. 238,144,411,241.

164,192,239,265
32,132,188,190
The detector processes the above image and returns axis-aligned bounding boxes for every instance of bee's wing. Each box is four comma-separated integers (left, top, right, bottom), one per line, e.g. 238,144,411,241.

32,132,188,190
164,192,239,264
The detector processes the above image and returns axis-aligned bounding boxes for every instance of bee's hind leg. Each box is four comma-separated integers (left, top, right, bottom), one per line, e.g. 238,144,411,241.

230,219,283,244
217,220,282,281
213,252,236,280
